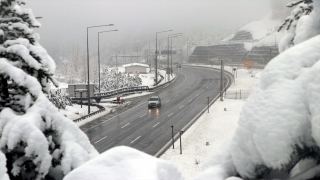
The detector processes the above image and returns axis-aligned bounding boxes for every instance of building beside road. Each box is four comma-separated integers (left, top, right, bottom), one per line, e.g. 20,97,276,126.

123,63,149,74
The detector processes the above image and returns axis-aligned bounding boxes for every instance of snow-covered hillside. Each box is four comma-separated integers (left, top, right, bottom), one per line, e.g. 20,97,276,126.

239,14,284,41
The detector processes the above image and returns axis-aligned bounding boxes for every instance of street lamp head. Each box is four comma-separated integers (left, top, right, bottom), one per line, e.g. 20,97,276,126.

157,30,173,34
99,30,118,34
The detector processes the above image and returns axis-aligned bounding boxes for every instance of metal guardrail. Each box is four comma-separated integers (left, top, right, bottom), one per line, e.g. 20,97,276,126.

154,64,234,157
94,86,150,97
225,89,251,100
73,103,106,122
71,74,169,102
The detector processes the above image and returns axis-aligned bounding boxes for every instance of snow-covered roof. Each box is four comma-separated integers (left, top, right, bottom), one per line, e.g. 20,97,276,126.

50,82,68,90
122,63,149,68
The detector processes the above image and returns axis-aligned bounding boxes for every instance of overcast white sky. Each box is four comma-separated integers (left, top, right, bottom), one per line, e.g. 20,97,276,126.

26,0,272,58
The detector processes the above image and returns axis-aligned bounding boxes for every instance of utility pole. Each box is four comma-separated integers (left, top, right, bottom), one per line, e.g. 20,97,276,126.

116,55,118,97
86,24,114,114
220,58,224,101
155,30,172,85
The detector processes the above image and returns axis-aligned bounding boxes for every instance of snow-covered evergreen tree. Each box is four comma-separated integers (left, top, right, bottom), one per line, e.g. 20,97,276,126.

0,1,98,179
99,66,142,93
48,90,72,110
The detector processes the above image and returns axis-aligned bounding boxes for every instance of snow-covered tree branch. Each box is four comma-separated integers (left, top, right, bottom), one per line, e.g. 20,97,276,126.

278,0,317,52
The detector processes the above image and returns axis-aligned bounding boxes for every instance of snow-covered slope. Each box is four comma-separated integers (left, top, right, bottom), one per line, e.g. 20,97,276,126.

239,15,282,41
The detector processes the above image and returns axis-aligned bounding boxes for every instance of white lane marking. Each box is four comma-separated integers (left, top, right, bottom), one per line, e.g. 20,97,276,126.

102,119,110,123
140,113,147,118
179,105,184,109
153,122,160,128
121,123,130,129
196,94,199,97
166,100,170,103
84,102,147,132
86,119,110,130
94,135,107,144
168,113,173,117
188,99,193,102
130,136,141,144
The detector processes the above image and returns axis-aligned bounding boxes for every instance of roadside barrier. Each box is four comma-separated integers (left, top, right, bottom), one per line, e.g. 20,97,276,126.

73,103,106,122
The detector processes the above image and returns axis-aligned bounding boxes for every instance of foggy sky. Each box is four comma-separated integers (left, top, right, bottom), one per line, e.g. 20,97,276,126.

26,0,272,59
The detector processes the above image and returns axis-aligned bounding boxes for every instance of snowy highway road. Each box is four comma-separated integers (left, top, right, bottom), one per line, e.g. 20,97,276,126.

80,66,224,155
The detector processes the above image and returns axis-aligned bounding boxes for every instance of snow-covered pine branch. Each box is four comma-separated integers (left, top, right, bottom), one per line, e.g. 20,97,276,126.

0,1,98,179
278,0,314,52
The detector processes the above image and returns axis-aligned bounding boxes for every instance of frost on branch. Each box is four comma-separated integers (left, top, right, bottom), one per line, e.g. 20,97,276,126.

0,0,98,179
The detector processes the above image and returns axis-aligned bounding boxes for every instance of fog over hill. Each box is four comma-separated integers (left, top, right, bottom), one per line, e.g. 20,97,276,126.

27,0,290,64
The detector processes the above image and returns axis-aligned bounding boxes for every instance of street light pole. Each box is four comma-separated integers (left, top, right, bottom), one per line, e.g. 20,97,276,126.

98,30,117,94
207,97,209,113
171,125,174,149
170,35,182,77
137,43,139,63
116,55,118,97
167,33,182,81
155,30,172,85
87,24,114,114
220,58,224,101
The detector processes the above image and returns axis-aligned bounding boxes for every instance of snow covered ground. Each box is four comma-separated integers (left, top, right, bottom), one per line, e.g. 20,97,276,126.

160,66,261,180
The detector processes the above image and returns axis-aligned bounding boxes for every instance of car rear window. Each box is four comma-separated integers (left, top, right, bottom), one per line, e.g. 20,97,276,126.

149,98,158,101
